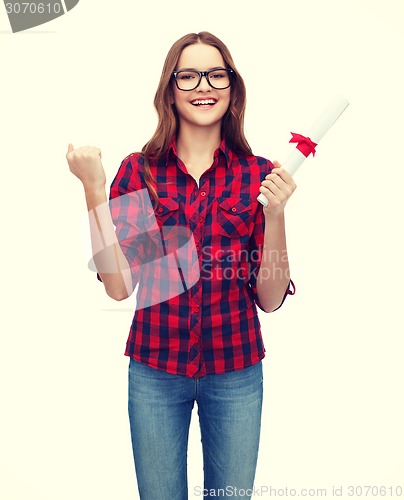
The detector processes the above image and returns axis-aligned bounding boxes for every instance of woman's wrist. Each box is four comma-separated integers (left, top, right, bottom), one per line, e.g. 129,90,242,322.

263,209,285,225
83,184,107,211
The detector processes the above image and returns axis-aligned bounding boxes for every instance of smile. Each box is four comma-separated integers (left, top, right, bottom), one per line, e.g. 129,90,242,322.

190,99,217,106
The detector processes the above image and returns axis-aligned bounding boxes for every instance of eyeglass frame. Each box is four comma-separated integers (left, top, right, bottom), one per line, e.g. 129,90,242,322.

172,68,234,91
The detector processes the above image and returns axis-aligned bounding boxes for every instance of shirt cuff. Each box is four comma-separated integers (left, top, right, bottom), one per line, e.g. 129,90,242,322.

271,279,296,312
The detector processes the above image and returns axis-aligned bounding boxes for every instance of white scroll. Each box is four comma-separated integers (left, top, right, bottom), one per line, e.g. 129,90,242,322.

257,95,350,206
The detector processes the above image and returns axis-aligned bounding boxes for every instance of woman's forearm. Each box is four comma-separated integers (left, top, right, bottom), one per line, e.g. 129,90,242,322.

84,186,134,301
256,212,291,312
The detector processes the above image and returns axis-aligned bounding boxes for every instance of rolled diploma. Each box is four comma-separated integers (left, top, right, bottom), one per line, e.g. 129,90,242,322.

257,95,350,206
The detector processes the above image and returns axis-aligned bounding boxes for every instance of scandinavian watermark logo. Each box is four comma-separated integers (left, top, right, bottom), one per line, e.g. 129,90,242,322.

4,0,79,32
83,187,286,309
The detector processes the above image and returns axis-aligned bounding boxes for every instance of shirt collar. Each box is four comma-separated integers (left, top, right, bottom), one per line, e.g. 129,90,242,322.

166,135,233,167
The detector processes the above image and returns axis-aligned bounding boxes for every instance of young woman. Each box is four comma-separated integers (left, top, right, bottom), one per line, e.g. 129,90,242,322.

67,31,296,500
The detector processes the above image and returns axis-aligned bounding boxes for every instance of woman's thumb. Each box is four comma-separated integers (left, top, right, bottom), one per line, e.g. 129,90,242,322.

67,143,74,153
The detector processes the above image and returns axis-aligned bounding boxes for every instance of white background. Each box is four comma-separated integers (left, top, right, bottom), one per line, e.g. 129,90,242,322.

1,0,403,498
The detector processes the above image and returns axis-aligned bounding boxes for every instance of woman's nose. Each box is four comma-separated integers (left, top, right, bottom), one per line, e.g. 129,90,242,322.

197,74,211,91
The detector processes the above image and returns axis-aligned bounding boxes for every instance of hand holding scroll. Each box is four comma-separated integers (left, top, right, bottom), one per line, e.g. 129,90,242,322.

259,161,297,218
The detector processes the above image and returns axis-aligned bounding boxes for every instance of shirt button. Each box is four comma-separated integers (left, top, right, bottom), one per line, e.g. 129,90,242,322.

200,191,207,197
231,207,237,212
158,207,163,213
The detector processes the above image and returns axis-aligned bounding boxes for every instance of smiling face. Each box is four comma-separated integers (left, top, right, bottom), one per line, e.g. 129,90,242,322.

172,43,231,132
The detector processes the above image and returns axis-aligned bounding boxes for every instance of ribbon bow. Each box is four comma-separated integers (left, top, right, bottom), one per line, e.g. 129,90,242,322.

289,133,318,157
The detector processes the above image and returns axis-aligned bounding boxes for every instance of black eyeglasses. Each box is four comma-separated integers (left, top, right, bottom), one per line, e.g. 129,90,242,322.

172,68,234,91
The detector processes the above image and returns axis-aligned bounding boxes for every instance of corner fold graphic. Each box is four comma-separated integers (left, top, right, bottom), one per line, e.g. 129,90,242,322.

64,0,79,11
4,0,80,33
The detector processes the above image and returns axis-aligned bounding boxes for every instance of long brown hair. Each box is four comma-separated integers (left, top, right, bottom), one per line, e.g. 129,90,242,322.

140,31,252,206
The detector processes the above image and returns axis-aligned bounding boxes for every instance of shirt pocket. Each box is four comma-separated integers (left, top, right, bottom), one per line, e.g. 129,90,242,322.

153,197,190,255
216,197,252,238
154,197,181,235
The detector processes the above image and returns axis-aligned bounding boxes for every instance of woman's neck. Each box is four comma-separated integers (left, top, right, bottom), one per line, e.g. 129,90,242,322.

176,123,222,165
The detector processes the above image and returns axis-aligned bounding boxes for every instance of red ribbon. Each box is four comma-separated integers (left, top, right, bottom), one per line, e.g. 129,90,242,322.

289,133,318,157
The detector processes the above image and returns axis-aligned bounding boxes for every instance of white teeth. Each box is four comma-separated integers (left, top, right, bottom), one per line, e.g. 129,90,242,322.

191,99,216,105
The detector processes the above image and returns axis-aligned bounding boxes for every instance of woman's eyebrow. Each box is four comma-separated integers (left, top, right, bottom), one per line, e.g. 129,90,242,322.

177,66,226,71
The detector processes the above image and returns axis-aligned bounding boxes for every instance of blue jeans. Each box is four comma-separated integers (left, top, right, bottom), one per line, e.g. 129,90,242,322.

128,357,263,500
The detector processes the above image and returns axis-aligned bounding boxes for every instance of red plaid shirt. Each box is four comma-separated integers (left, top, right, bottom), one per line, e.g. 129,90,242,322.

98,135,294,378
